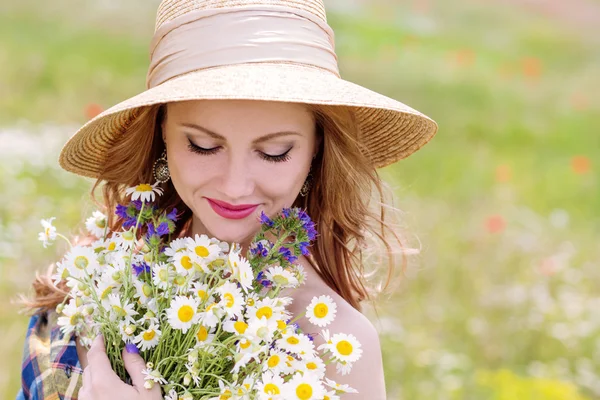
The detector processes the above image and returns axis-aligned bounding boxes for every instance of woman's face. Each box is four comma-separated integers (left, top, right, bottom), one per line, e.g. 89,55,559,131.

162,99,319,246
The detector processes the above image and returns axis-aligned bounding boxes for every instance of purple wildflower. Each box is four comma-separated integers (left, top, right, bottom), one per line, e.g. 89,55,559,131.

250,241,269,258
260,211,274,227
282,208,291,218
299,241,310,256
132,262,151,276
166,208,178,222
279,246,297,263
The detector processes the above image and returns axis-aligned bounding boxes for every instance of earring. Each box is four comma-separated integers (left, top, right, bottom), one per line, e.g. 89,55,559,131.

300,166,313,197
153,149,170,183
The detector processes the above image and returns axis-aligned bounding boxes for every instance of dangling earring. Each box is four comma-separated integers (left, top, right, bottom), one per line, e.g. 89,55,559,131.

153,149,170,183
300,166,313,197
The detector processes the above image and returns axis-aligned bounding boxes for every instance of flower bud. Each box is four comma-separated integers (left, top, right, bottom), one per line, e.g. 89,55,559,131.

112,271,122,281
143,380,155,390
75,297,83,307
56,303,64,313
183,373,191,386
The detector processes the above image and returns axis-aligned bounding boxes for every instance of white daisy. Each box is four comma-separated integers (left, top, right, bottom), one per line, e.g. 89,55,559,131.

261,349,291,375
256,371,286,400
244,315,278,343
186,234,221,263
107,293,138,324
322,332,363,364
112,228,137,251
246,298,284,324
125,183,163,203
85,210,107,238
38,217,57,248
198,301,224,329
194,324,216,346
323,390,341,400
305,295,337,327
190,282,211,304
133,279,153,304
171,250,198,276
265,266,298,288
56,300,84,336
276,331,315,359
95,279,115,309
118,320,138,343
164,237,188,257
62,246,100,279
223,318,250,336
283,372,325,400
216,282,244,318
134,323,162,351
151,262,172,290
167,295,200,333
228,250,253,292
295,356,326,380
323,378,358,394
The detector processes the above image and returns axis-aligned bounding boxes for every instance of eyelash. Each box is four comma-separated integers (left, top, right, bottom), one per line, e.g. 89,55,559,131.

187,140,292,163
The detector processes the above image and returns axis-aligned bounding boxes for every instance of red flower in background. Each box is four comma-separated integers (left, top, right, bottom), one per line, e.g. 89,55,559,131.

85,103,104,120
485,215,506,233
521,57,542,79
571,156,591,175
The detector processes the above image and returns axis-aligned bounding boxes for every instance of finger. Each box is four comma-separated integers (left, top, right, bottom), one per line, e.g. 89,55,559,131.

122,343,148,389
82,366,91,387
87,335,113,371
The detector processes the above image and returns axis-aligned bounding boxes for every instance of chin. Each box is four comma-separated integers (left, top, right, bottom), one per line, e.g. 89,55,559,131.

203,218,259,246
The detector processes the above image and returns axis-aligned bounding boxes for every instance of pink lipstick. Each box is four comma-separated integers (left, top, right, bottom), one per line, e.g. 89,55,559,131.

206,198,259,220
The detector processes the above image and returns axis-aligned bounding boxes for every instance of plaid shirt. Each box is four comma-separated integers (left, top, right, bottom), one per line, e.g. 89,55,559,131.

17,310,83,400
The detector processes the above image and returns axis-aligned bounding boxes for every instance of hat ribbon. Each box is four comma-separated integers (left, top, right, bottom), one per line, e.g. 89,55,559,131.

146,5,339,89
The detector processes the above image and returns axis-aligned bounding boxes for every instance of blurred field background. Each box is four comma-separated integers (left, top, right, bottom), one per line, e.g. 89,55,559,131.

1,0,599,398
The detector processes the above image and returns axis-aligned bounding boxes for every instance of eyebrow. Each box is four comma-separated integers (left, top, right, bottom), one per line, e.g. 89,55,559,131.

178,122,302,144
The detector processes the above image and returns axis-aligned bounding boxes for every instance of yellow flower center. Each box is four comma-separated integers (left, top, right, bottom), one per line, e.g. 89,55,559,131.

107,242,116,251
196,325,208,341
240,339,251,349
143,330,156,341
247,298,255,306
95,219,106,228
276,320,287,330
136,184,152,192
267,355,280,368
224,293,235,308
158,269,169,282
181,255,193,270
111,305,126,317
306,362,318,370
256,306,273,320
197,289,208,301
336,340,353,356
195,246,209,258
178,305,194,322
264,383,280,395
296,383,313,400
142,283,153,297
123,230,134,240
74,256,89,270
272,274,289,286
100,285,112,300
234,321,248,334
314,303,328,318
286,336,300,345
219,389,232,400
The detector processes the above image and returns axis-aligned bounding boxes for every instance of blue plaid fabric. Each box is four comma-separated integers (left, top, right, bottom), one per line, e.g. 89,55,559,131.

17,310,83,400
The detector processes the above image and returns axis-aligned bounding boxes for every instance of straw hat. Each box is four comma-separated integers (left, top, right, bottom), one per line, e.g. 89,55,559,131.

59,0,438,178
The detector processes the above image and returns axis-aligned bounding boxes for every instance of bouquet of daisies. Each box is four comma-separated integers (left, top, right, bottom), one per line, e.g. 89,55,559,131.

38,183,362,399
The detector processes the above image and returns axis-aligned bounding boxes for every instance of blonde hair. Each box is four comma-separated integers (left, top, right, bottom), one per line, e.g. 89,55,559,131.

20,102,415,313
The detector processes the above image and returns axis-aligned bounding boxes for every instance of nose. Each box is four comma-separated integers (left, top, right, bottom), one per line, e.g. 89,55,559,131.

217,152,256,200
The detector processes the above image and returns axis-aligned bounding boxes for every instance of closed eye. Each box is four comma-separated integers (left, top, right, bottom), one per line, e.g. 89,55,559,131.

187,139,292,163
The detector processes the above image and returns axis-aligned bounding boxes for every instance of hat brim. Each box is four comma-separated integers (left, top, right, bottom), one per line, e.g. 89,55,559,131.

59,62,438,177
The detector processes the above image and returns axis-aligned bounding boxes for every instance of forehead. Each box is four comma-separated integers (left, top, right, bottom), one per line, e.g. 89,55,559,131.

166,99,315,133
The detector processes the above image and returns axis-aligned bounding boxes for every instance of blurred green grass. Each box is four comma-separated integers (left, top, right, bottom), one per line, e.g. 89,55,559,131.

1,0,599,399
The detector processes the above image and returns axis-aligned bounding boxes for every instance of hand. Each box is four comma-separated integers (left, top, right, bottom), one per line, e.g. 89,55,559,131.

79,335,162,400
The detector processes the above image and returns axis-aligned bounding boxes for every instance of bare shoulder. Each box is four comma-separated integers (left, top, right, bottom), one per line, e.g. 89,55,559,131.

282,257,387,399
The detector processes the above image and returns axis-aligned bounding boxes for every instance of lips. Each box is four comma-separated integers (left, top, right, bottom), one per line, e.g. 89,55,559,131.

206,198,259,220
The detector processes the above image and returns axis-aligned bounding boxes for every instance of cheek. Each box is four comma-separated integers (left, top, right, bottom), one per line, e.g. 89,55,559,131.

258,162,306,199
168,150,216,191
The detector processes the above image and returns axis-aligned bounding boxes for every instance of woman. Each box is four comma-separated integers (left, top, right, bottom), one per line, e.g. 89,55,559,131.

18,0,438,399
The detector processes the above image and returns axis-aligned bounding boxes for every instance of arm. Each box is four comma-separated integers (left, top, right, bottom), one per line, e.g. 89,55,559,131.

322,311,387,399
